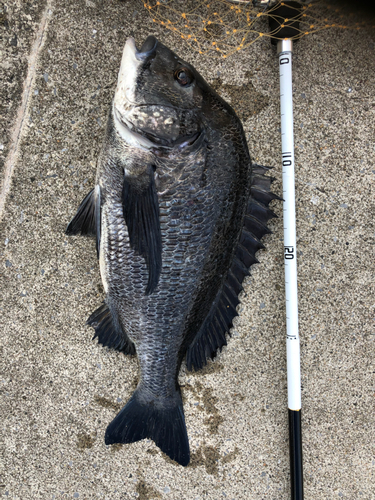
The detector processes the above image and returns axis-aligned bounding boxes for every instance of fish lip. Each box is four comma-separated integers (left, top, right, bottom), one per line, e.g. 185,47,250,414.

135,35,158,61
124,37,137,57
124,36,158,62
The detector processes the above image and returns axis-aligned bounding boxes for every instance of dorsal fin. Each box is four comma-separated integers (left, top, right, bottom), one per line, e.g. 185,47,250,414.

186,165,280,372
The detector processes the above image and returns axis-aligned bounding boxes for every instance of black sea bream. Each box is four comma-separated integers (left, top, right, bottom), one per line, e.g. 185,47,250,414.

66,36,279,466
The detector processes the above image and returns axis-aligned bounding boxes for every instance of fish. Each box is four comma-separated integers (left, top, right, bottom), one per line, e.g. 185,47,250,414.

66,35,279,466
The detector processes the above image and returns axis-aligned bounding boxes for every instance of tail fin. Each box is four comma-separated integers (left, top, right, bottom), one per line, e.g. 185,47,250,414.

104,389,190,466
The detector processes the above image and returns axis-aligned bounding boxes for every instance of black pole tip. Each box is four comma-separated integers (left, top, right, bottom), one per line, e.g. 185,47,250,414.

288,409,304,500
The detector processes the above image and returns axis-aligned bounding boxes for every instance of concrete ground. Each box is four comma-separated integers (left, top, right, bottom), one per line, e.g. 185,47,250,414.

0,1,374,499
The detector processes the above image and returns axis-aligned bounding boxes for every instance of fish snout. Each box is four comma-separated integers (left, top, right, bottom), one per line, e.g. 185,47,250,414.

135,35,158,61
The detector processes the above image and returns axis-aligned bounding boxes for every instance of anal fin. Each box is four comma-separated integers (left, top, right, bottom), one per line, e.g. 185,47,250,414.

87,302,135,355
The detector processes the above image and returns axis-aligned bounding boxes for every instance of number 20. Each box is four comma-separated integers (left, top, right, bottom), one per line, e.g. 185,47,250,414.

284,246,294,260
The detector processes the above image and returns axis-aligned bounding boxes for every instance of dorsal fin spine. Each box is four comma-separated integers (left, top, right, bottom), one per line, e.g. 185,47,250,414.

186,167,279,372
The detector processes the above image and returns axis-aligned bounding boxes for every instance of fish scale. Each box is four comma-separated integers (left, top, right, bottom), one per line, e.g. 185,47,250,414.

101,154,218,397
66,35,279,466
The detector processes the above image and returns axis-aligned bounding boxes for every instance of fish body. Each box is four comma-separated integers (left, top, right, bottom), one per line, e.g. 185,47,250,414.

66,36,278,466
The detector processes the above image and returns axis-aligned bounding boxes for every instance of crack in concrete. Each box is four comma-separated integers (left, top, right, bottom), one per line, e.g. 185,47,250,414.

0,1,53,221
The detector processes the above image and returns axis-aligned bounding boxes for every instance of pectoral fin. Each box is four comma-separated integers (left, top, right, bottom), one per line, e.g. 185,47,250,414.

122,167,162,295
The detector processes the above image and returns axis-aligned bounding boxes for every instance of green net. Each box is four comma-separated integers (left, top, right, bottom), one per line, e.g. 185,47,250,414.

143,1,375,58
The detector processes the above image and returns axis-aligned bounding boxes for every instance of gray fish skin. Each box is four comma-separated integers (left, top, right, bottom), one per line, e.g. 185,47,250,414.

66,36,278,466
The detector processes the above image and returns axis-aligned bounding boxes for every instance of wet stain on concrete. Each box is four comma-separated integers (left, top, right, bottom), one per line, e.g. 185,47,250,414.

0,9,8,27
146,448,158,455
184,381,224,434
94,395,122,411
190,360,224,376
183,379,242,474
190,444,240,475
110,443,125,453
203,22,224,40
76,432,96,450
136,476,161,500
146,446,183,467
203,412,224,434
190,445,221,476
222,446,240,464
234,392,245,402
211,73,269,122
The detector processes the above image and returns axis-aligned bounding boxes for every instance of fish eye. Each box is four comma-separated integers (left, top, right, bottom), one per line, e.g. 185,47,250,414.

174,68,193,87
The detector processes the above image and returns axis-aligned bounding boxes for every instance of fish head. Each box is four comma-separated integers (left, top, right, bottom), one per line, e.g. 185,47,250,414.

112,36,217,151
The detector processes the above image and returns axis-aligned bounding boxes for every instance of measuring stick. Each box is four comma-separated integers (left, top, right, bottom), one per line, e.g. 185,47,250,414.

277,38,303,500
265,1,304,496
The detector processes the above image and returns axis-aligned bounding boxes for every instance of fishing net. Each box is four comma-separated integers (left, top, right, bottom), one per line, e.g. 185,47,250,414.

143,0,375,58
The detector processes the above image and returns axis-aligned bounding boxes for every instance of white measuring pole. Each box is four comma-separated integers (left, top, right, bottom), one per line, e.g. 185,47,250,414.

279,39,301,411
278,38,303,500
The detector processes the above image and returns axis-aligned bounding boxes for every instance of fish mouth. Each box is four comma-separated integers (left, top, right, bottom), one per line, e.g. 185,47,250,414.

134,35,158,61
114,36,202,152
113,103,157,149
123,36,158,62
117,112,171,147
113,106,164,145
113,104,202,152
114,37,158,118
